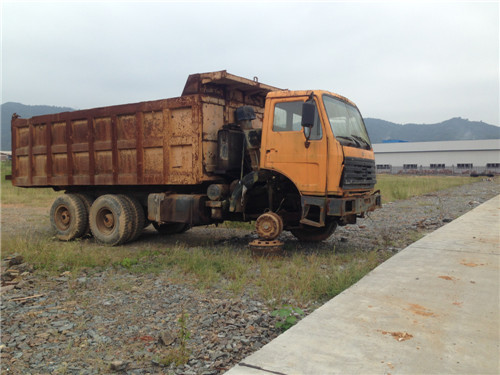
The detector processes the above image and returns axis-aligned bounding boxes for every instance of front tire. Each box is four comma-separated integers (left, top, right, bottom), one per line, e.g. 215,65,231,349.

89,195,133,246
50,194,87,241
291,220,337,242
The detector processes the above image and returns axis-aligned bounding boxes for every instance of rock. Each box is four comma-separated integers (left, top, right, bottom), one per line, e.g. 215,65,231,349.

4,254,23,266
3,269,20,283
51,320,72,328
14,280,27,289
442,217,453,223
110,360,128,371
0,285,15,294
159,331,176,346
57,324,74,333
76,277,87,284
11,263,34,273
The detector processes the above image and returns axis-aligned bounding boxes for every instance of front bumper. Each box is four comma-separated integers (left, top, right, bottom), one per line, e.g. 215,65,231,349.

300,190,382,227
327,190,382,216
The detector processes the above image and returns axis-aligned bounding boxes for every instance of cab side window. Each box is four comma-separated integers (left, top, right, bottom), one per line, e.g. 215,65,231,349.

272,101,322,140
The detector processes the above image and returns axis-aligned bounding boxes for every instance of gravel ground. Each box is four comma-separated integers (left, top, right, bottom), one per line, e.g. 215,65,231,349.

1,178,499,374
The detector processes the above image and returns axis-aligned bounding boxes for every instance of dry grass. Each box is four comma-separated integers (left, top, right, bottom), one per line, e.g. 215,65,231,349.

1,161,60,206
1,162,487,308
1,230,389,308
375,174,478,203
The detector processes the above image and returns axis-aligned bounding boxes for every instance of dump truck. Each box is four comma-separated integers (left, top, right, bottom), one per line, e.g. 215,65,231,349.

11,71,381,247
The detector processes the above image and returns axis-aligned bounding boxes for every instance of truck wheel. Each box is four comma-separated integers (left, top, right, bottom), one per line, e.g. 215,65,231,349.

152,222,190,235
291,220,337,242
89,194,133,246
255,212,283,240
50,194,87,241
70,193,94,236
119,195,145,242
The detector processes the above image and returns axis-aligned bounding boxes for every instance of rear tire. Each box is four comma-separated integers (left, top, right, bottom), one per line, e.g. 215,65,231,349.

291,220,337,242
71,193,94,236
153,222,190,235
119,195,145,242
50,194,87,241
89,194,133,246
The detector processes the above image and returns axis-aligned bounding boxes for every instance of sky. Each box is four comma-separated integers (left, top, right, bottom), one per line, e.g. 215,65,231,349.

1,1,499,126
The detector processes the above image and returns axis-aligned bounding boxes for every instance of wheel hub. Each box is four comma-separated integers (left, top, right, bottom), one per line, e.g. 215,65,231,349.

255,212,283,240
60,210,70,225
96,208,116,234
54,205,71,230
103,213,114,228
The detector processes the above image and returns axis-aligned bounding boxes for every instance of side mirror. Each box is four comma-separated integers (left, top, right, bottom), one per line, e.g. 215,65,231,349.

301,101,315,147
301,102,315,128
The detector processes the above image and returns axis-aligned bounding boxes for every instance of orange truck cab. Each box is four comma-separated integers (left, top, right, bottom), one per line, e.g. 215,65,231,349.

222,89,381,242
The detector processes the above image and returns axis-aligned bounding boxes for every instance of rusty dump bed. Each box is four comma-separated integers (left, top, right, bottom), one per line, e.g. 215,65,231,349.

11,71,279,188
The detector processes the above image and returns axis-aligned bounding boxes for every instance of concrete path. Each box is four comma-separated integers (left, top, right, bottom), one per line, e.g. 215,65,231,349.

227,195,500,375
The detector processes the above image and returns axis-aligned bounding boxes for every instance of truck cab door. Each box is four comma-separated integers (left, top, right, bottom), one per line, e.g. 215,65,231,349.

260,97,327,195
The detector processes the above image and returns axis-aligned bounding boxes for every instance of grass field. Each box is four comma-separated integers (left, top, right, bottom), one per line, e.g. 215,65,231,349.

375,174,477,203
1,232,388,307
1,161,59,206
0,160,487,308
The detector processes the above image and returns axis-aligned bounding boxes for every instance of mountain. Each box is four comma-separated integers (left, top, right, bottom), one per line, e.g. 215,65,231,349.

364,117,500,143
1,103,499,150
1,102,74,150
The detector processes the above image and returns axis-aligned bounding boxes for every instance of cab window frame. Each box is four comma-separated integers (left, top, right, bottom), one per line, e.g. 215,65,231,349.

271,99,323,140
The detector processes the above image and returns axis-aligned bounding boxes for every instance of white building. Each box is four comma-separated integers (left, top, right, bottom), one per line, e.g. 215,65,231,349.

372,139,500,173
0,151,12,161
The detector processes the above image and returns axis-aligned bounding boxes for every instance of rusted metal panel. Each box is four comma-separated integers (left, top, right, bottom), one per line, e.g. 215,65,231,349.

147,193,211,225
11,71,280,189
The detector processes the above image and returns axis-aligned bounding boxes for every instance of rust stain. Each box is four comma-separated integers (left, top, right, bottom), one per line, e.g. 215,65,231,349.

407,303,436,317
438,275,457,281
460,260,485,267
138,335,155,343
452,301,463,307
381,331,413,342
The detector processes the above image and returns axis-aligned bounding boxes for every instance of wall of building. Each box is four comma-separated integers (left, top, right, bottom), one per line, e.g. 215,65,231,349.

372,140,500,173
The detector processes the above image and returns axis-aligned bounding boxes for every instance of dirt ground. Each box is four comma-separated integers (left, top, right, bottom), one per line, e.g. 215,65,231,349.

1,178,499,374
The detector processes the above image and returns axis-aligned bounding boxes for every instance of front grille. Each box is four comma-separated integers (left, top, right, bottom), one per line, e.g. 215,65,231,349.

341,157,376,189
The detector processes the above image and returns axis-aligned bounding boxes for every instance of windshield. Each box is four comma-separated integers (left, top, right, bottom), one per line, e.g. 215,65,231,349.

322,95,371,149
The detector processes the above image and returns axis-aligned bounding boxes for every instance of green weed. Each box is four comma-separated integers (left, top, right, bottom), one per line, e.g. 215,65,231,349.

156,311,191,367
271,305,304,331
116,257,138,269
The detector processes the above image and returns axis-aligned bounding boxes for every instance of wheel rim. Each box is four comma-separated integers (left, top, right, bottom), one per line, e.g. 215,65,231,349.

256,212,283,240
96,207,116,235
54,205,71,231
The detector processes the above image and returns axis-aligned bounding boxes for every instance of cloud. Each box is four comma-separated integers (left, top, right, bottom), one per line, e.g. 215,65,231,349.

1,1,498,125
